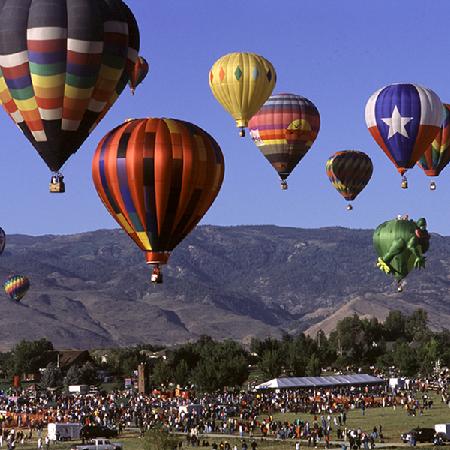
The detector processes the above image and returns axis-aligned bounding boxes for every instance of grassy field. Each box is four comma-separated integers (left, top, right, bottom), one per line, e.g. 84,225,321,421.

271,392,450,443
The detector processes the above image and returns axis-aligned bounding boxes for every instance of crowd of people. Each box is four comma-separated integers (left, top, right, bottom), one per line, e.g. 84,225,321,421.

0,373,445,448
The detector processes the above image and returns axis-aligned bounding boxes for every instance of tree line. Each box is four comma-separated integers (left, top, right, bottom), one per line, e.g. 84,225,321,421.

0,309,449,392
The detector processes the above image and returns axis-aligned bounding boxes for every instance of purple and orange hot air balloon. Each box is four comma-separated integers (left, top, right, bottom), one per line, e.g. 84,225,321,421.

248,93,320,189
417,104,450,190
365,83,442,188
92,118,224,283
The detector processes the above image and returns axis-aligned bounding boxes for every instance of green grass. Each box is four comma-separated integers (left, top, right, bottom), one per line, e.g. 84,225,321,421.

271,392,450,443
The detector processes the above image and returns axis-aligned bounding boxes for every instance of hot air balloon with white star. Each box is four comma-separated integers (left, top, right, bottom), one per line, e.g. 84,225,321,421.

365,83,442,188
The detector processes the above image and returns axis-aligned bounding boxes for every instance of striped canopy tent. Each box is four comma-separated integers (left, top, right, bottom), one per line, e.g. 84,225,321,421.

255,374,386,390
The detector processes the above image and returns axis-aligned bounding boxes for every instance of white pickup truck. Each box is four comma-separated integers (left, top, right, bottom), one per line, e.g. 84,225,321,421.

70,438,123,450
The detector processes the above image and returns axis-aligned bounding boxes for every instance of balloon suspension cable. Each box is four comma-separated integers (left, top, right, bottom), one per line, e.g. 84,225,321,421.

430,181,436,191
346,203,353,211
239,127,245,138
401,176,408,189
280,180,288,190
397,281,403,293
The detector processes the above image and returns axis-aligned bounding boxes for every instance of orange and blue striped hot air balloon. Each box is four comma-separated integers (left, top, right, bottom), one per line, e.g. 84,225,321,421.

417,104,450,191
92,118,225,283
248,93,320,190
3,275,30,302
128,56,149,95
326,150,373,210
0,0,140,191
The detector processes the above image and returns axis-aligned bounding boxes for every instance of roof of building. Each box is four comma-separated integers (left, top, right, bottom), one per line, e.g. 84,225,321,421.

255,374,385,390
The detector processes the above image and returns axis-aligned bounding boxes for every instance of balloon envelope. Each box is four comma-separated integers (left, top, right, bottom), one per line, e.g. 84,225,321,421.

0,227,5,255
209,52,276,133
128,56,149,94
373,217,429,282
326,150,373,201
365,83,442,175
92,118,224,267
3,275,30,302
248,93,320,182
0,0,140,173
418,104,450,177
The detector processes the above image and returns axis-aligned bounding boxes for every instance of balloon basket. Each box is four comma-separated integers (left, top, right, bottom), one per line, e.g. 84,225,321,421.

151,264,163,284
280,180,288,190
397,282,403,293
346,204,353,211
239,127,245,138
49,174,65,193
430,181,436,191
401,177,408,189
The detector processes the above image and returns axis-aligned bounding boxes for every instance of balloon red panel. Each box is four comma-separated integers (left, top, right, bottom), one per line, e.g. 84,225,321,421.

92,118,224,265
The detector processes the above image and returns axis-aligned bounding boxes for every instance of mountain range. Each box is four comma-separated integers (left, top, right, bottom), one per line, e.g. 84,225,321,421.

0,225,449,351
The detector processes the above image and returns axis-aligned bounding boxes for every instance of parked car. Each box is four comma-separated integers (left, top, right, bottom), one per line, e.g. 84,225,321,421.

80,425,118,440
401,427,436,443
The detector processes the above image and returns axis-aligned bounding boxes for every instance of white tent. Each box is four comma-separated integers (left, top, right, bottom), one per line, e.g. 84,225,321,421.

255,374,385,390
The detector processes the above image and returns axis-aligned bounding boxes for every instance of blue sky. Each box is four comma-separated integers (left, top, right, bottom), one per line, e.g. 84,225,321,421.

1,0,450,235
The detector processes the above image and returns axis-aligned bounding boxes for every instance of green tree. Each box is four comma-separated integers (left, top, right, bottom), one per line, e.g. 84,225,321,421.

392,342,418,376
64,365,82,386
152,360,172,386
40,362,62,389
259,348,283,379
383,311,406,341
11,339,53,376
306,354,321,376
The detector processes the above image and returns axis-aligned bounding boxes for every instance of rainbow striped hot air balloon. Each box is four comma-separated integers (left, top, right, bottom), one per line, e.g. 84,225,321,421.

326,150,373,210
417,104,450,190
248,93,320,189
0,0,141,192
92,118,225,283
365,83,442,188
3,275,30,302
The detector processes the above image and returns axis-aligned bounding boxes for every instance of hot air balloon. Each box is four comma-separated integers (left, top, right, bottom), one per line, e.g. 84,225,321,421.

92,118,224,283
326,150,373,210
373,216,429,291
365,83,442,188
128,56,149,95
3,275,30,302
417,104,450,191
0,227,5,255
209,52,276,137
248,93,320,189
0,0,140,193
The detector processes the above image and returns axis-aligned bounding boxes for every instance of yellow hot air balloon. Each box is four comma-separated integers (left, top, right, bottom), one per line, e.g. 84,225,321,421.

209,52,276,137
